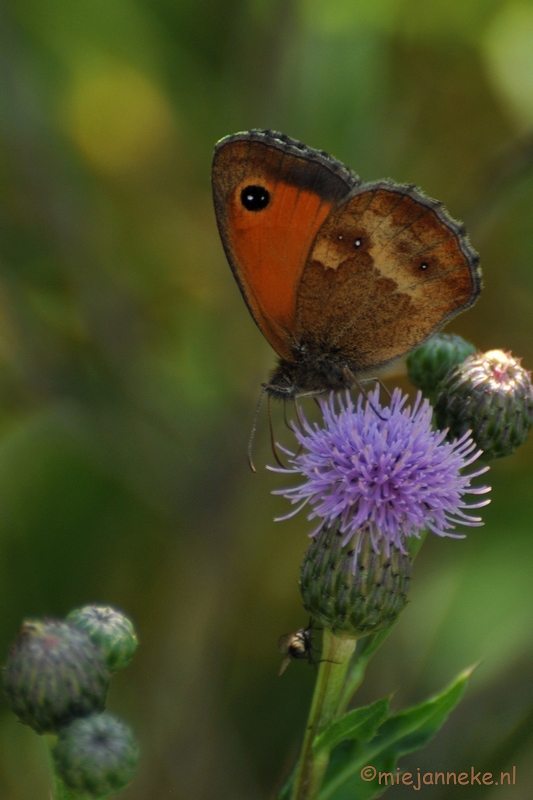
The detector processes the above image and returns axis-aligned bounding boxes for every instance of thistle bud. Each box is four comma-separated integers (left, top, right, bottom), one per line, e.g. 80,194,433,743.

434,349,533,460
407,333,477,400
3,620,109,734
66,605,138,673
299,524,412,637
53,712,139,797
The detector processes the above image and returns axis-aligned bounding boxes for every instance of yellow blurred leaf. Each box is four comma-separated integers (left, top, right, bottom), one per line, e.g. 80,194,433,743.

65,56,177,175
483,2,533,129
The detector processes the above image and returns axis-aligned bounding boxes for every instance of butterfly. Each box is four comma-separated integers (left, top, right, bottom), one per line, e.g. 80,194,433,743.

212,129,481,399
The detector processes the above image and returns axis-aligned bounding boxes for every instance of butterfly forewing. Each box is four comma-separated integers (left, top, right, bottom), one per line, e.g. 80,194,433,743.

212,131,359,360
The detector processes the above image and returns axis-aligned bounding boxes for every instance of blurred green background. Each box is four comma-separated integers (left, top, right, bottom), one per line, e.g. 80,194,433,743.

0,0,533,797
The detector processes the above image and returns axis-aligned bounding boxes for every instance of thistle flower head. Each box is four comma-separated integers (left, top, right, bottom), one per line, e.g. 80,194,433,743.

271,388,490,565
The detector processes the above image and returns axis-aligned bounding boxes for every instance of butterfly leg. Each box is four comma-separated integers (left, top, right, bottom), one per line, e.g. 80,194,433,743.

359,376,392,399
344,370,387,420
267,393,289,469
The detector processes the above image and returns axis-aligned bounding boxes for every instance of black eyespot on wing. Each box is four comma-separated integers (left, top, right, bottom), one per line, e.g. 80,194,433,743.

241,185,270,211
354,238,363,248
419,262,429,271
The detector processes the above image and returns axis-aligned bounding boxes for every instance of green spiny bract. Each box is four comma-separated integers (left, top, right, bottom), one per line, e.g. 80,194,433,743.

300,524,412,637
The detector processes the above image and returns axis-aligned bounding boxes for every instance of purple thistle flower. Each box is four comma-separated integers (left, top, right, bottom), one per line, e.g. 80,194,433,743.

270,388,491,565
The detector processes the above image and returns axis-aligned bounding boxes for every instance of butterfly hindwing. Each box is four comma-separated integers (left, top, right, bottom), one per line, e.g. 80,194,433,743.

295,182,481,374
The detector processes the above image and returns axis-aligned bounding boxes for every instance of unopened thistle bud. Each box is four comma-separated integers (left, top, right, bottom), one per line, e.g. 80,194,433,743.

67,605,138,673
434,349,533,460
407,333,477,401
53,712,139,797
3,620,109,734
300,524,411,636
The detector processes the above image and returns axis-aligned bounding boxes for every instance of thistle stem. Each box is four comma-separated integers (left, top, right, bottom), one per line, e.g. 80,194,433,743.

45,736,76,800
289,629,357,800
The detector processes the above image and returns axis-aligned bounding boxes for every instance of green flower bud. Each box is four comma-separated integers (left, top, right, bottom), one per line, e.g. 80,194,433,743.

3,620,109,734
434,349,533,460
66,606,138,673
407,333,477,401
299,524,412,637
53,712,139,798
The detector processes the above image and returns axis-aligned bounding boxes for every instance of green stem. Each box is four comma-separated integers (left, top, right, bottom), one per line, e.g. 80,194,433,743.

45,736,77,800
289,630,357,800
337,628,393,716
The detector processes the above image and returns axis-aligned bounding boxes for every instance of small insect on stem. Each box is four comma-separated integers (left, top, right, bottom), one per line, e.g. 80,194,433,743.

278,621,317,676
277,620,341,676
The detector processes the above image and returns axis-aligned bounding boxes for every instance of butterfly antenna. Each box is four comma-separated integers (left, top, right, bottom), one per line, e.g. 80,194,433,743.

268,393,287,469
247,386,267,473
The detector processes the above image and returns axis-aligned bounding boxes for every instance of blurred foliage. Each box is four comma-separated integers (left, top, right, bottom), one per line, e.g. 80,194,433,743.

0,0,533,797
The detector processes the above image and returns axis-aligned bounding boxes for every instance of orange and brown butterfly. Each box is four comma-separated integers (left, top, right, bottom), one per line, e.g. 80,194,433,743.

212,129,482,398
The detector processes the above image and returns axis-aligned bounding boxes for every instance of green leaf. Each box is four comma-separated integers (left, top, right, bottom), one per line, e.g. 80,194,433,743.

319,665,476,800
314,697,391,755
278,779,291,800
